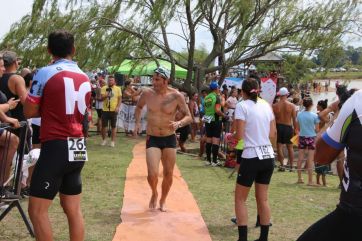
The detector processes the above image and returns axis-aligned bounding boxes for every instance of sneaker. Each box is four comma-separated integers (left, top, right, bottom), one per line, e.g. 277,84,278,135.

231,217,237,224
101,140,107,146
0,189,20,201
211,161,222,167
21,186,30,198
204,161,212,166
110,141,115,147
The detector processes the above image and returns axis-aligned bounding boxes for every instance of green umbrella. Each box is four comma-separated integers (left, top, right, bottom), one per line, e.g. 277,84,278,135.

108,59,189,79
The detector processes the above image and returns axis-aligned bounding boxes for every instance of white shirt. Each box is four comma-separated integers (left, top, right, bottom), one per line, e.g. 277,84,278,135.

235,99,275,158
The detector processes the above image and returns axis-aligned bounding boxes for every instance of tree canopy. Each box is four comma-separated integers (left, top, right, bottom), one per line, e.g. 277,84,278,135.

1,0,361,91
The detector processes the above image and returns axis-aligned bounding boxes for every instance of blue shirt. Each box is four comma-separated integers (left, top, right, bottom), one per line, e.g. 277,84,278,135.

297,110,320,137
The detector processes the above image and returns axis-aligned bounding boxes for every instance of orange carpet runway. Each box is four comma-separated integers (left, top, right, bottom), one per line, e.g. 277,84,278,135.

112,141,212,241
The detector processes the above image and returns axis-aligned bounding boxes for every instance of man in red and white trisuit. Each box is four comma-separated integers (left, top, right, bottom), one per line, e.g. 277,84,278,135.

24,30,91,241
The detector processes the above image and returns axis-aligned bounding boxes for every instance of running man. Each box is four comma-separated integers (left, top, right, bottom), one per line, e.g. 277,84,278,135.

134,67,192,212
24,30,91,241
272,87,297,171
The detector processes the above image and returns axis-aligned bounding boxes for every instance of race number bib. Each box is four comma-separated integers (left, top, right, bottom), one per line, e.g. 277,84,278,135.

254,145,274,160
202,115,213,123
67,137,88,162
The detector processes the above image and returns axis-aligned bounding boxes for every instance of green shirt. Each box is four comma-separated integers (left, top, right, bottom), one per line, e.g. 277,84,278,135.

204,92,221,122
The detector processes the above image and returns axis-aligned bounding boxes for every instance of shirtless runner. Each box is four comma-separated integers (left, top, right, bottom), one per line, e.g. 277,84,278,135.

272,87,297,171
134,67,192,211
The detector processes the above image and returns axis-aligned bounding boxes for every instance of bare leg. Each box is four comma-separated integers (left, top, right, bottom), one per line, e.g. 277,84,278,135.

307,149,315,185
60,194,84,241
277,143,284,167
111,127,117,142
0,131,19,186
286,144,294,170
28,196,54,241
198,136,205,157
316,173,321,185
159,148,176,212
235,184,251,226
101,125,107,140
255,183,271,225
297,149,304,183
322,174,327,186
146,148,161,209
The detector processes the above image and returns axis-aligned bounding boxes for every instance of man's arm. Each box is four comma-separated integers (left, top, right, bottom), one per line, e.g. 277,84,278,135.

177,93,192,126
0,110,20,128
235,119,245,140
170,93,192,130
291,105,297,134
24,101,40,118
133,90,147,135
314,137,342,165
12,75,27,104
115,87,122,113
269,119,277,140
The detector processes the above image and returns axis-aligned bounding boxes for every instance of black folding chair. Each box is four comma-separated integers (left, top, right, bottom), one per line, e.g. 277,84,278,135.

0,121,34,237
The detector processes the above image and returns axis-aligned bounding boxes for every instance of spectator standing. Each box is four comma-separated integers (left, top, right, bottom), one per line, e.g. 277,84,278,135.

272,87,297,171
101,75,122,147
95,74,105,133
188,92,199,142
24,30,91,241
296,98,320,185
203,82,227,166
234,78,276,241
315,99,329,186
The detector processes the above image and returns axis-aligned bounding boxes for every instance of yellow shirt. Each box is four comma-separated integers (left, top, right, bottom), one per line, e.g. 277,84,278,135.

101,85,122,112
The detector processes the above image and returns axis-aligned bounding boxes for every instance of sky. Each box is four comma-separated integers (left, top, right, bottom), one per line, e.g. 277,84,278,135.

1,1,361,51
0,1,33,40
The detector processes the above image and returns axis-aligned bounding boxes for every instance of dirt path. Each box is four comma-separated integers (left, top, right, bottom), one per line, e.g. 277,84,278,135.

112,141,212,241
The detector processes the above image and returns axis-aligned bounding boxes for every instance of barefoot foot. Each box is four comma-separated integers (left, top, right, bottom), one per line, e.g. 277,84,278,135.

159,201,167,212
149,193,158,209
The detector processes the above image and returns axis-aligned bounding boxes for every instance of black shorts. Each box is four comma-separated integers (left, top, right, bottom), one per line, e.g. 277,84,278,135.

0,128,4,136
236,150,243,164
176,125,190,143
32,124,40,145
102,111,117,128
205,121,222,138
297,206,362,241
276,123,293,144
237,157,274,187
146,134,177,149
96,109,103,118
29,140,85,200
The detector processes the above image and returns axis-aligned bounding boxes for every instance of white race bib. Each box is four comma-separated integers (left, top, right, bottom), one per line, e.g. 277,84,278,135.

202,115,213,123
67,137,88,162
254,145,274,160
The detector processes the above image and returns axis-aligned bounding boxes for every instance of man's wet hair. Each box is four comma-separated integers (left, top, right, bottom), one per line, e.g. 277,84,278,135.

241,78,259,103
48,30,74,58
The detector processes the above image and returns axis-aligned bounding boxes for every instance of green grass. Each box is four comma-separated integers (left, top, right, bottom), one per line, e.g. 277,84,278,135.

0,133,138,241
314,71,362,80
1,138,341,241
176,154,340,241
